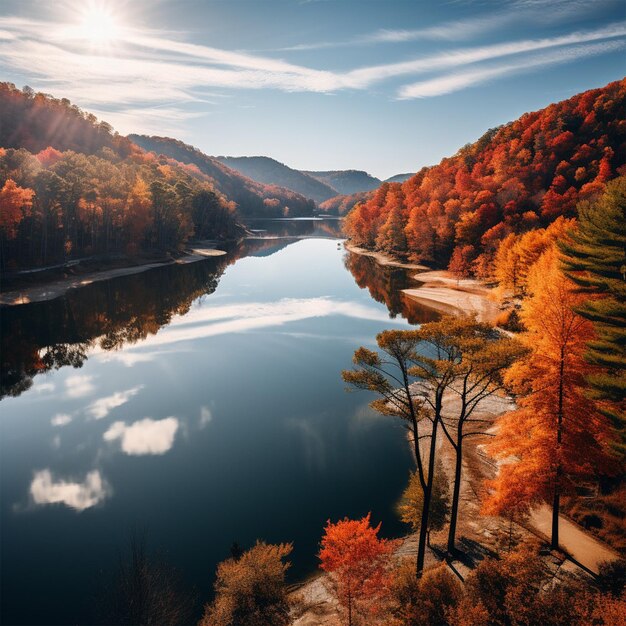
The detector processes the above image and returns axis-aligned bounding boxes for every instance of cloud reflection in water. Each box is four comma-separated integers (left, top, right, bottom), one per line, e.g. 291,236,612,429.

29,469,110,511
103,417,179,455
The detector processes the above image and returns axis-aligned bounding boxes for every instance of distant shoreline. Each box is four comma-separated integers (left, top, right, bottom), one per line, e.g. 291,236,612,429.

0,246,227,307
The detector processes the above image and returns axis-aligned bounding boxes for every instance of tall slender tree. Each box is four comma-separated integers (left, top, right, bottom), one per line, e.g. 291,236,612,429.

485,248,616,549
436,320,526,558
559,175,626,457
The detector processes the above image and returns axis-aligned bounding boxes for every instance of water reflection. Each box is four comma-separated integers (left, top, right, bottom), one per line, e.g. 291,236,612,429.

103,417,180,456
1,256,229,398
1,220,443,625
29,469,110,512
344,252,441,324
87,386,144,420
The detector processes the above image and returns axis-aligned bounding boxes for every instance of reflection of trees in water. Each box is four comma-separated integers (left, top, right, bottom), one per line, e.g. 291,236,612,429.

2,222,341,399
1,256,229,398
344,252,441,325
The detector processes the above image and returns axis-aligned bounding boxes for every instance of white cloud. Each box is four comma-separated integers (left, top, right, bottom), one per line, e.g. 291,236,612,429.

397,40,626,99
29,469,110,511
344,23,626,88
86,385,144,420
65,375,95,399
103,417,179,455
51,413,72,427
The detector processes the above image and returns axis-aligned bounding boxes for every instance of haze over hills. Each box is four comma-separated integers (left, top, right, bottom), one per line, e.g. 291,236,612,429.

129,135,315,217
214,156,415,203
215,156,337,204
302,169,382,195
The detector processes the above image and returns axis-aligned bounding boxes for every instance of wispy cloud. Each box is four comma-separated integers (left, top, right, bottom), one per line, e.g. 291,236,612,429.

86,385,144,420
0,12,623,133
51,413,72,427
397,39,626,99
277,0,621,51
342,23,626,88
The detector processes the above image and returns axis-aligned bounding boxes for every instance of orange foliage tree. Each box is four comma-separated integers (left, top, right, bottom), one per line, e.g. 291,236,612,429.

0,178,34,240
319,513,394,626
484,247,616,548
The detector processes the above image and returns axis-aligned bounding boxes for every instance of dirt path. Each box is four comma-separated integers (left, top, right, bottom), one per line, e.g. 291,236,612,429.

0,247,226,306
528,505,620,574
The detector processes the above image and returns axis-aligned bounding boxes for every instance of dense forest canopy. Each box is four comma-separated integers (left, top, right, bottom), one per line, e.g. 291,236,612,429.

344,78,626,276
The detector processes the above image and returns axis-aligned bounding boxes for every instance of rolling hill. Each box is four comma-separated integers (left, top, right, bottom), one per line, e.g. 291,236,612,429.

302,169,382,195
215,156,337,204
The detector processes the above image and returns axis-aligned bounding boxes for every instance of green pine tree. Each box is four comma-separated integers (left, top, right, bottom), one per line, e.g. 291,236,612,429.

559,175,626,456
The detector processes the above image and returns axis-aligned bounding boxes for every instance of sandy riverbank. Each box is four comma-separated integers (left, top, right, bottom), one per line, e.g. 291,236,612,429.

344,242,500,323
0,246,227,306
403,269,501,324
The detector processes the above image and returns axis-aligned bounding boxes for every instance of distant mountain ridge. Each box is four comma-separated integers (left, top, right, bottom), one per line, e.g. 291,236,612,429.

302,169,381,195
215,156,337,204
213,156,414,204
384,173,414,184
129,135,315,217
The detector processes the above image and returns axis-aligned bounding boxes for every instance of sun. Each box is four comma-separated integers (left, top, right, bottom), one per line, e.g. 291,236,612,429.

76,4,121,45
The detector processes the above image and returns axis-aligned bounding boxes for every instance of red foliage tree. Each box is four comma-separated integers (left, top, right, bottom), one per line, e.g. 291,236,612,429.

319,513,394,626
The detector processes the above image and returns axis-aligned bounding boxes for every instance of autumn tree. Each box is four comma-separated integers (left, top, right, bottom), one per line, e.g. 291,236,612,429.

199,541,293,626
447,541,593,626
485,247,615,549
319,513,394,626
385,560,462,626
559,176,626,457
435,318,526,558
0,178,34,239
397,458,450,546
342,329,447,576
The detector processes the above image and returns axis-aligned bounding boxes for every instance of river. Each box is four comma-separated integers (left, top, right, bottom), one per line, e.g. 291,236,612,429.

0,218,440,625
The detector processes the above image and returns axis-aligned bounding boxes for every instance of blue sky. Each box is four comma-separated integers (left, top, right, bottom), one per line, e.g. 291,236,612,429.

1,0,624,178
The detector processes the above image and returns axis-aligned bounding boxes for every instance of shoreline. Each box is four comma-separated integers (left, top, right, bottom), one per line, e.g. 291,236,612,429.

0,245,227,307
345,242,500,323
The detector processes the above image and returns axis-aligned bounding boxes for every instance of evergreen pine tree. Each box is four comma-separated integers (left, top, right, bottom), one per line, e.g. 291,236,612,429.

559,176,626,456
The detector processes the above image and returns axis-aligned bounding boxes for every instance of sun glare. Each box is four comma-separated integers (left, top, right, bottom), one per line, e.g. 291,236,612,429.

77,5,120,44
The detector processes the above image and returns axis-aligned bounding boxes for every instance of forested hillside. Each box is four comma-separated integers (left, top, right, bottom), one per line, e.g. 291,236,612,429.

0,83,135,157
0,84,243,271
130,136,315,217
344,78,626,276
319,190,374,215
216,155,337,204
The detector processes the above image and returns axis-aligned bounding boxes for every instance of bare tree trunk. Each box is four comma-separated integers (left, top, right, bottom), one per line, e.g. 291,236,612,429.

552,349,565,550
447,433,463,558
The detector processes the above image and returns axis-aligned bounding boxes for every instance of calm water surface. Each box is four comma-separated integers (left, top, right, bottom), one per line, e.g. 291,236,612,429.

1,218,439,625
